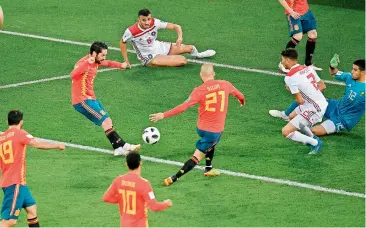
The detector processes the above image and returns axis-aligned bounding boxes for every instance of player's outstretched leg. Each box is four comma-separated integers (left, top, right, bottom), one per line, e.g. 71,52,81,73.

169,44,216,59
102,118,141,156
203,147,220,177
163,150,203,186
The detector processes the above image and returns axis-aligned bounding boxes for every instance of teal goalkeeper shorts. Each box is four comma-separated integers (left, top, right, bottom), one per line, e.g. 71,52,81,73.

195,128,222,153
1,184,36,220
287,10,317,36
73,99,110,126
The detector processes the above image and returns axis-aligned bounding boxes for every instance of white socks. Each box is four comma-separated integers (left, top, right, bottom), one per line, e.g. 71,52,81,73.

190,46,200,57
287,131,318,146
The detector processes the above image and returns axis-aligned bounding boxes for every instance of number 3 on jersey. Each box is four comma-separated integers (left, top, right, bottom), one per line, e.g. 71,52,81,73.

0,140,14,164
119,189,136,215
307,73,319,90
205,91,225,112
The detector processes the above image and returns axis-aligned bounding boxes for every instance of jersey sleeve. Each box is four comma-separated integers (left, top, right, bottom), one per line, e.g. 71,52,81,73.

228,82,245,105
99,60,125,69
19,130,34,145
163,88,201,118
334,71,352,83
121,28,133,43
154,18,168,29
285,76,299,94
70,60,90,79
142,181,169,211
103,179,120,204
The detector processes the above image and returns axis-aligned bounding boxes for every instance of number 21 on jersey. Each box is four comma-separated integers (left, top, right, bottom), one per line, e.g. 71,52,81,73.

205,91,225,112
0,140,14,164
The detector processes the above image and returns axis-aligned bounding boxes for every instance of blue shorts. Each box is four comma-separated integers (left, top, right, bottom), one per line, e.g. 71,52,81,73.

287,10,317,36
1,184,36,220
324,99,346,132
73,99,110,126
195,128,222,153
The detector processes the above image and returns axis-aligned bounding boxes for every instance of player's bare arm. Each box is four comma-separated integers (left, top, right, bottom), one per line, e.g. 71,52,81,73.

28,139,65,150
166,23,183,46
119,40,131,68
293,93,305,104
278,0,300,19
317,80,326,91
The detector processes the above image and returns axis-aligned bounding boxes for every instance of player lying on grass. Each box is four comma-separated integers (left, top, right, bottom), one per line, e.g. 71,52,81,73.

120,8,216,67
270,56,365,136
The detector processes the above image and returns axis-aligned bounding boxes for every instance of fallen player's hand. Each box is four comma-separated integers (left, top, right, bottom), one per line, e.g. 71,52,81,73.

149,113,164,122
121,62,130,69
58,144,66,150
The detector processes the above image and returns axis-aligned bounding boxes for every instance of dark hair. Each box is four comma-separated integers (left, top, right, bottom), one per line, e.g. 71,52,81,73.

138,8,151,17
126,152,141,170
90,41,108,55
8,110,23,126
281,48,298,60
353,59,365,71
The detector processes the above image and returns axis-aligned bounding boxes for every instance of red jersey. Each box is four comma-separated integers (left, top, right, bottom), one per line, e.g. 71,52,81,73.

70,55,125,105
0,128,34,188
103,172,169,227
164,80,245,133
285,0,309,15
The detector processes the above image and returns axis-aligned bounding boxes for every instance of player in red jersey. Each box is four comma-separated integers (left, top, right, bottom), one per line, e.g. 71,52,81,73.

103,152,172,227
149,64,245,186
0,110,65,227
278,0,321,73
71,41,141,156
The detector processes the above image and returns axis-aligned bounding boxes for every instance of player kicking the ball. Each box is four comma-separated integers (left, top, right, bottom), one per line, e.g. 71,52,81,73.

149,64,245,186
71,41,140,156
120,8,216,67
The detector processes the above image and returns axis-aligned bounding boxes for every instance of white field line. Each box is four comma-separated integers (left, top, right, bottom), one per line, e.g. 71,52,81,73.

0,30,345,86
1,132,361,199
0,65,141,90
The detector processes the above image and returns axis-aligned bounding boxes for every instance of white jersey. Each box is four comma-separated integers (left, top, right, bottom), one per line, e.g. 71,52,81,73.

285,64,328,113
122,18,169,64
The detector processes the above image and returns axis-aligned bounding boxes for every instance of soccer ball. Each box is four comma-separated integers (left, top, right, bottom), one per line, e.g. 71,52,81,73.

142,127,160,144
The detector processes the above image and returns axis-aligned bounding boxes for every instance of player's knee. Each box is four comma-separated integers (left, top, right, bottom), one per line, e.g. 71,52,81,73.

3,219,17,227
292,33,303,41
281,128,291,137
308,30,317,39
101,118,113,130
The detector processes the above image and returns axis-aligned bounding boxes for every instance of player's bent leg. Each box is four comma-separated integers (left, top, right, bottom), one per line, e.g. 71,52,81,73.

163,149,204,186
148,55,187,67
168,44,193,55
307,29,317,39
292,32,303,42
311,124,328,136
101,117,113,131
24,205,39,227
0,219,17,227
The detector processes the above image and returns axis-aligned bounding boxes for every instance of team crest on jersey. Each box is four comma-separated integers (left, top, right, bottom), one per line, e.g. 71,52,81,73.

361,92,365,96
294,24,299,30
151,31,156,36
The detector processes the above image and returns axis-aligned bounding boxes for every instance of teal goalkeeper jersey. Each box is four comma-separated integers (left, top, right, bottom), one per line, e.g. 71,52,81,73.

334,71,365,130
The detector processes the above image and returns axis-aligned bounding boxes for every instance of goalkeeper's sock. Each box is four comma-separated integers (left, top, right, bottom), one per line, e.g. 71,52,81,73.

286,38,300,49
284,101,299,116
27,217,40,227
205,148,215,172
105,128,126,149
174,156,199,180
305,38,317,66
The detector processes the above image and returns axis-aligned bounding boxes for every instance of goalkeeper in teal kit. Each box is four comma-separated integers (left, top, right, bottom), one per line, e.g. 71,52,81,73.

269,55,365,136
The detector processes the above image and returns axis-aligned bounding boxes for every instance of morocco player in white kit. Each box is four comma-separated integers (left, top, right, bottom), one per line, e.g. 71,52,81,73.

120,9,216,67
280,48,328,155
